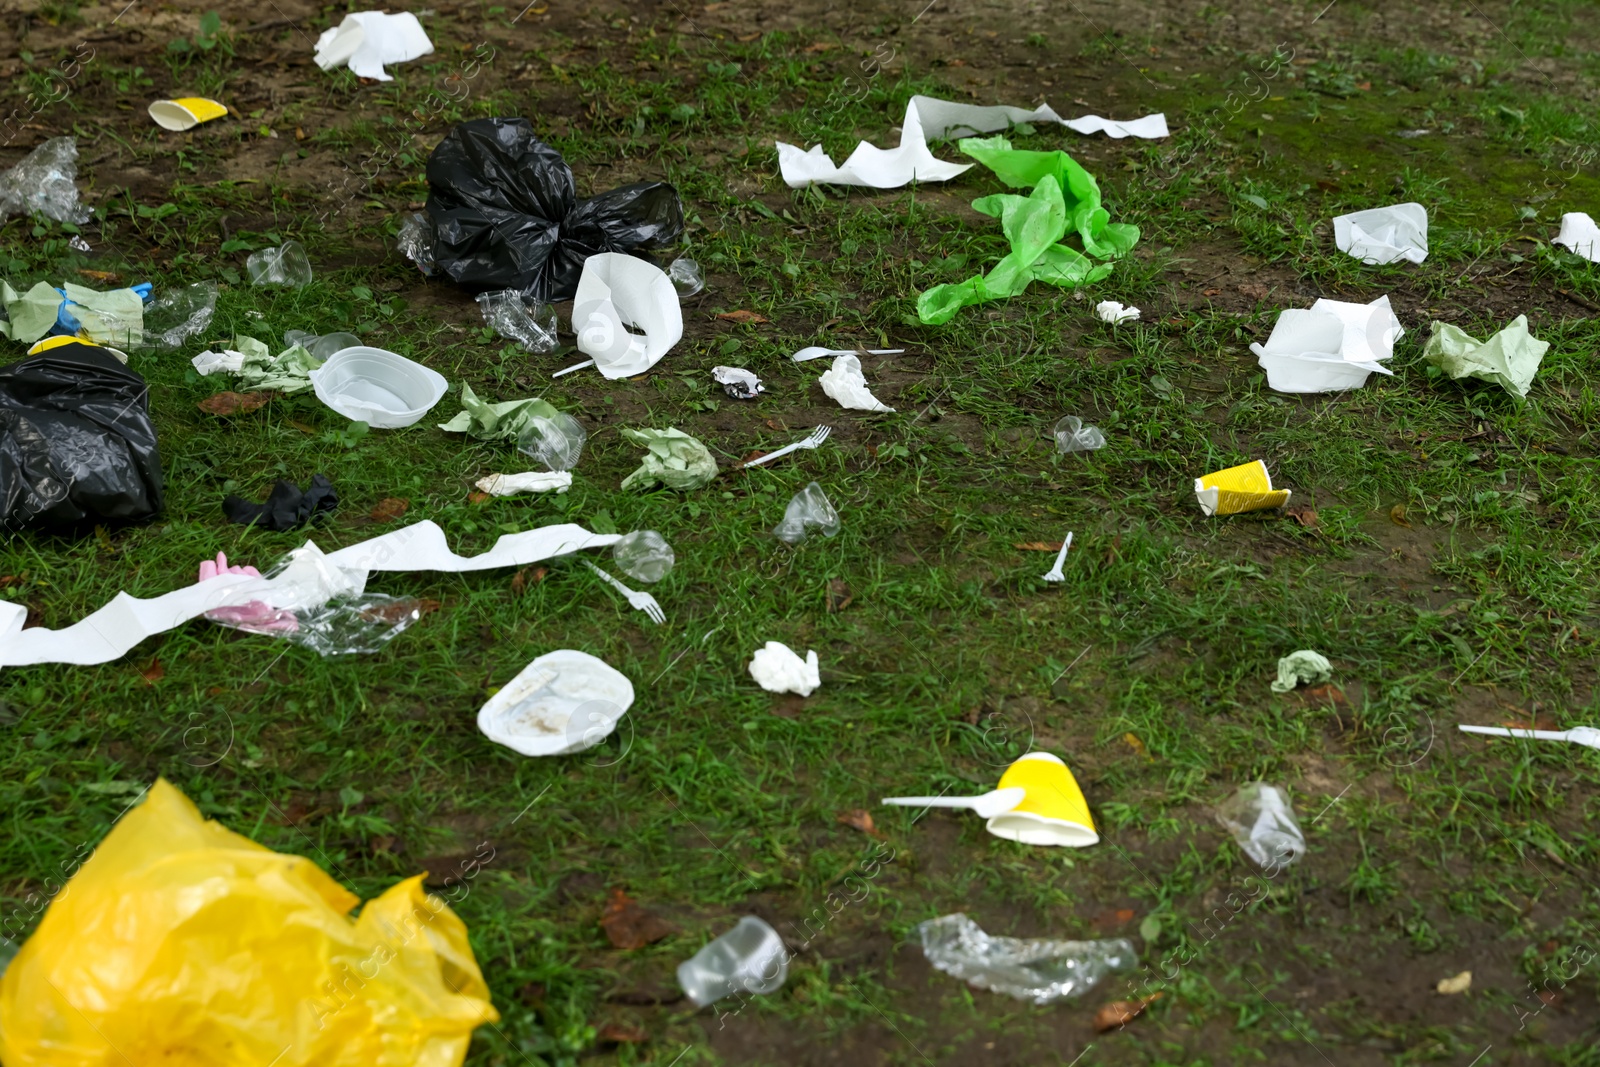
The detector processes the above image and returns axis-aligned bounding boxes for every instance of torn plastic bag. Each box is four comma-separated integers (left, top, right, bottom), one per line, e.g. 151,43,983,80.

137,282,217,351
424,118,684,301
0,341,163,527
0,137,91,225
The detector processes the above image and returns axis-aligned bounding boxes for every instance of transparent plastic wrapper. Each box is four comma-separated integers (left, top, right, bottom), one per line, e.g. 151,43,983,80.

517,411,587,471
245,240,313,287
677,917,789,1008
1053,415,1105,453
136,282,217,351
396,211,437,276
0,137,91,224
476,289,558,352
774,481,840,543
284,329,361,361
1216,783,1304,870
918,914,1136,1004
612,529,674,582
668,256,704,297
207,588,425,657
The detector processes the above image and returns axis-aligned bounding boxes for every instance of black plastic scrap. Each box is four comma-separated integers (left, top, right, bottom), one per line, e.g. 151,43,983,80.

0,340,164,527
423,117,684,301
223,474,338,531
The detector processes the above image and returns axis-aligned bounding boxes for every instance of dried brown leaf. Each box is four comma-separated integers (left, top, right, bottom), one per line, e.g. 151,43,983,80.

1014,541,1065,552
1302,683,1347,707
596,1021,649,1044
468,491,491,505
600,888,677,949
837,809,882,837
1123,732,1151,760
511,566,547,595
1090,907,1137,932
825,578,853,613
802,41,837,52
139,658,164,685
1284,504,1320,528
1093,993,1162,1032
76,268,122,285
199,391,274,416
1389,504,1412,528
369,497,409,523
716,309,769,324
1237,282,1269,300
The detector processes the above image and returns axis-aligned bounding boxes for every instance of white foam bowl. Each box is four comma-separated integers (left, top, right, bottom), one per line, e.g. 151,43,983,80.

477,650,635,757
308,346,448,428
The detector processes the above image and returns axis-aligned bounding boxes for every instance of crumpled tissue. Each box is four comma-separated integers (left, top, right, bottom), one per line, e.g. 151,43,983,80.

1333,202,1428,265
1095,300,1139,324
1554,212,1600,262
314,10,433,81
1271,650,1332,693
748,641,821,697
475,471,573,496
1422,315,1549,398
819,353,894,412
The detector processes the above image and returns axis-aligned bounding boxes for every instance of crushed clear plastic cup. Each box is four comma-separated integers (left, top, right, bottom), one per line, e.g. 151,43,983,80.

668,256,705,297
1053,415,1106,454
137,282,217,351
773,481,840,544
0,137,91,225
476,289,559,352
516,411,586,471
284,329,363,361
1216,782,1305,870
918,914,1137,1005
612,530,674,583
396,212,436,276
677,916,788,1008
246,241,313,287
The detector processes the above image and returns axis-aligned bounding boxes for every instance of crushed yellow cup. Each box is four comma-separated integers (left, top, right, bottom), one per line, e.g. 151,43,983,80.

1194,459,1292,516
985,752,1099,847
147,97,228,132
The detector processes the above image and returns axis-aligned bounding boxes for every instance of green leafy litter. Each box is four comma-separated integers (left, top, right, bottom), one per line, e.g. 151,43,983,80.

1421,315,1549,399
619,427,719,491
232,337,320,393
916,136,1139,325
436,383,562,441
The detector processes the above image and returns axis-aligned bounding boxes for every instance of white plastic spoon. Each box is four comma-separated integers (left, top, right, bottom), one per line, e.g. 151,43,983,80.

880,787,1026,818
791,346,905,363
1458,725,1600,750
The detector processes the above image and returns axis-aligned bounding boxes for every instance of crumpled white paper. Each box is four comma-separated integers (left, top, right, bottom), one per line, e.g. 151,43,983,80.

712,365,764,399
777,95,1168,189
1249,297,1400,393
475,471,573,496
1333,202,1429,265
573,252,683,379
1310,294,1404,365
192,347,247,375
819,353,894,412
314,11,434,82
0,520,620,668
1095,300,1140,324
1555,212,1600,262
748,641,821,696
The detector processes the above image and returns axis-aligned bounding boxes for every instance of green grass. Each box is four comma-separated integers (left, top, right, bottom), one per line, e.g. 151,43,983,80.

2,3,1600,1065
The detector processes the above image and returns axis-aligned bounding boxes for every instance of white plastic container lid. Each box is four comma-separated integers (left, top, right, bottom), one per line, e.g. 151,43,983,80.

308,346,448,428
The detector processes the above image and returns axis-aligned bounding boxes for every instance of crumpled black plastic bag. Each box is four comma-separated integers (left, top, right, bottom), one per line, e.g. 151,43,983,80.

0,341,164,527
424,117,684,301
223,474,338,531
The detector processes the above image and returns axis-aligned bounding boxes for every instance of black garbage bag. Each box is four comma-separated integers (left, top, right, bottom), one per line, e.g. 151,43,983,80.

424,117,685,301
0,341,163,527
223,474,338,531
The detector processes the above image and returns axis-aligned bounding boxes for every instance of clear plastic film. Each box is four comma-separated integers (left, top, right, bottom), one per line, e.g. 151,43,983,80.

476,289,559,352
612,530,674,582
396,211,437,276
918,913,1136,1005
0,137,91,224
1053,415,1106,453
245,241,313,287
1216,782,1305,869
137,282,217,352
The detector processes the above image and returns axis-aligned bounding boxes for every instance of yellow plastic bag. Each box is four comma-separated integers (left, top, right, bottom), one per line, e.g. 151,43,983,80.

0,779,498,1067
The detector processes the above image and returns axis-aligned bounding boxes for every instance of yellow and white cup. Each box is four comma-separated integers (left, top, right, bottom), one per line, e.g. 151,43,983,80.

1194,459,1291,517
985,752,1099,847
148,97,229,132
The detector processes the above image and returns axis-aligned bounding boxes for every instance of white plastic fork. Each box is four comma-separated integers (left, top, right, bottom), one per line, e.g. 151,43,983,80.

1041,532,1074,583
741,425,833,468
1458,725,1600,750
791,346,905,363
583,561,665,625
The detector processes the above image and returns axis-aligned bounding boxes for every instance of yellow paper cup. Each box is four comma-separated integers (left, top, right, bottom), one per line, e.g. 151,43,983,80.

1194,459,1292,516
148,97,229,132
985,752,1098,847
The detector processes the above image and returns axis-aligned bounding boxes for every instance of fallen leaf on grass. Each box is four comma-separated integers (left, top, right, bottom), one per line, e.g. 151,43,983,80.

1202,287,1223,297
139,658,164,685
1436,970,1472,994
199,391,274,416
738,449,770,468
468,491,491,505
826,578,853,613
1301,683,1347,707
77,268,122,284
1014,541,1065,552
1237,283,1269,299
803,41,837,52
596,1021,648,1044
1094,993,1162,1032
511,567,547,594
600,888,677,949
837,809,882,837
1122,732,1151,760
286,418,318,434
1284,503,1319,528
1090,907,1137,932
735,32,761,42
369,497,409,523
1390,504,1412,528
716,309,769,324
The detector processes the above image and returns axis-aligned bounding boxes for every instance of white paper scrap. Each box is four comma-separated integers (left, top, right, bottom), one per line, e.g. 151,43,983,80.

1095,300,1140,324
1555,212,1600,262
1333,202,1429,265
819,353,894,413
573,253,683,379
475,471,573,496
748,641,821,697
314,11,434,82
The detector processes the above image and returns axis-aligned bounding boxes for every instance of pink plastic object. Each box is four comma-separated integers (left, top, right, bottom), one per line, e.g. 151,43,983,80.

196,552,262,582
195,552,296,633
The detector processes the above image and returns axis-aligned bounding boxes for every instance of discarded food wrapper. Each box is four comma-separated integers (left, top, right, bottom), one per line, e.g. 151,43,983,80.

425,118,683,300
749,641,821,696
474,471,572,496
0,519,623,667
314,10,434,81
245,241,313,287
308,345,448,428
677,916,789,1008
0,780,497,1067
1053,415,1105,453
918,913,1136,1004
222,474,338,531
773,482,840,543
477,649,634,756
518,411,587,471
0,341,164,528
1554,211,1600,262
572,253,683,378
1422,315,1549,399
612,530,674,582
147,97,228,131
1250,302,1398,393
1271,650,1332,693
194,336,322,392
668,256,705,297
0,280,146,347
777,95,1167,189
1333,202,1428,265
819,353,894,412
1095,300,1140,324
1216,782,1304,869
1194,460,1291,516
283,329,361,361
713,365,763,399
620,427,717,491
476,290,559,352
986,753,1098,847
138,282,217,351
0,136,91,225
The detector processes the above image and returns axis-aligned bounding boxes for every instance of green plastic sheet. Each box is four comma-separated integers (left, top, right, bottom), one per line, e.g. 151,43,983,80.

1271,650,1332,694
1422,315,1548,399
620,427,718,491
437,383,561,441
1,281,146,346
